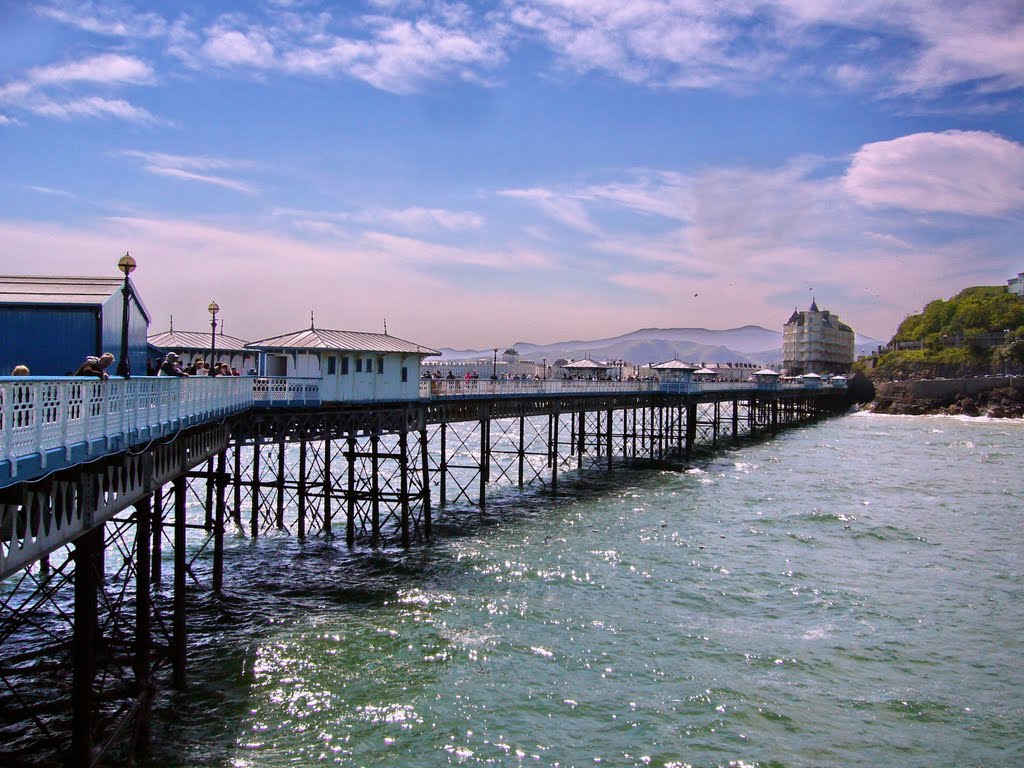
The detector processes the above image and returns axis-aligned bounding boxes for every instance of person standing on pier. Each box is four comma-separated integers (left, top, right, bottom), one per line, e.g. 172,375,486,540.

158,352,189,377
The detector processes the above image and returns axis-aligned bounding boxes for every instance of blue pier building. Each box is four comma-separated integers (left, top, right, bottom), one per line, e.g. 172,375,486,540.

0,275,150,376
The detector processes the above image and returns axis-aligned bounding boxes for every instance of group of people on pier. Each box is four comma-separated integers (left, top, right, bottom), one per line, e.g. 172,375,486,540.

155,353,243,377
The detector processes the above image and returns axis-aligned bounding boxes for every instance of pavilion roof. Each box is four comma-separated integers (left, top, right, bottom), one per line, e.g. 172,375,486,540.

246,326,439,356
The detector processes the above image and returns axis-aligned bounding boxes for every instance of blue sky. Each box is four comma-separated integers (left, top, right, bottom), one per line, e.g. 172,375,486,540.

1,1,1022,349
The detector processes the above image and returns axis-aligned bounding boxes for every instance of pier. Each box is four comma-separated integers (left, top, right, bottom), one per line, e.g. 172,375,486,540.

0,374,849,766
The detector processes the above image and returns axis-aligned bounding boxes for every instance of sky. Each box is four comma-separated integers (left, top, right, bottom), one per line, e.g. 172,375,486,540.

1,1,1022,350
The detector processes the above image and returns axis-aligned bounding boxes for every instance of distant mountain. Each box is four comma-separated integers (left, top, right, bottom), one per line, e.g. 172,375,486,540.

439,325,880,365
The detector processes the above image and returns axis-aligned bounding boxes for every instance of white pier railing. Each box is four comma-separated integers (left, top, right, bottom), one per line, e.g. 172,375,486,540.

420,379,661,398
0,376,254,480
422,377,845,399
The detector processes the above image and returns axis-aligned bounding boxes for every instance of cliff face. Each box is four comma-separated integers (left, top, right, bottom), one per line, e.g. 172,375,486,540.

870,377,1024,418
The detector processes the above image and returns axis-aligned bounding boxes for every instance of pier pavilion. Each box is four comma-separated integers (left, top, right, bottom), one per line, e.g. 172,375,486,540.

0,365,852,766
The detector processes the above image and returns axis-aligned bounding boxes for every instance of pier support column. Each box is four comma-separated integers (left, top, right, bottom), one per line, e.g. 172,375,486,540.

577,409,585,469
518,415,526,487
346,436,356,545
250,430,261,539
70,523,102,768
213,450,226,593
550,412,559,495
323,436,333,538
172,475,187,691
685,402,697,459
420,425,432,539
399,428,410,548
276,435,286,530
297,437,307,539
439,422,448,507
732,400,739,440
607,409,614,471
478,411,490,510
133,495,152,754
771,399,779,434
371,432,381,544
151,486,163,588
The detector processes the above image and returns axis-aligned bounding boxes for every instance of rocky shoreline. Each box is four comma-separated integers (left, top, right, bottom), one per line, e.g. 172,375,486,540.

868,379,1024,418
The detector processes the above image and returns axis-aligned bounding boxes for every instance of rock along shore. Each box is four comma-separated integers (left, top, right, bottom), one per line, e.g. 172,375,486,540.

868,376,1024,418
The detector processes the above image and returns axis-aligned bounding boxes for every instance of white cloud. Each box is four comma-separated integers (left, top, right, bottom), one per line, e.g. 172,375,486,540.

357,207,484,232
30,96,156,122
26,53,154,87
201,25,277,68
282,15,507,93
507,0,1024,101
499,187,602,235
118,151,257,194
0,53,156,123
33,2,168,38
844,130,1024,217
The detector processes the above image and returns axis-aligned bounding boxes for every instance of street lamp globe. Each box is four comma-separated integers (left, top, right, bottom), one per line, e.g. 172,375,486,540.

118,252,137,276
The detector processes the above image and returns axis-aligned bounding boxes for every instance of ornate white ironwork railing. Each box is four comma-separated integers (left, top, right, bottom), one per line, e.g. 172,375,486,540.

420,379,661,398
0,376,253,480
422,377,846,398
251,377,321,405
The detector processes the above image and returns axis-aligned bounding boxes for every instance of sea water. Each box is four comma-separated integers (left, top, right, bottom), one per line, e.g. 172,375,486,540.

148,412,1024,767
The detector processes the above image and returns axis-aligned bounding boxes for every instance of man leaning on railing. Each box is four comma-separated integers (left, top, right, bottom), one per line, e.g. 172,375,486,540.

74,353,115,380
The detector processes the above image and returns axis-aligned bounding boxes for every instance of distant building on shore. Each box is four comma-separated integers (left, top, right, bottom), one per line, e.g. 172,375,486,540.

1008,271,1024,296
782,300,855,375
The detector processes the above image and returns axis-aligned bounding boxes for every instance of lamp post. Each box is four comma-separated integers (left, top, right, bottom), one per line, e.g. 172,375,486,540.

116,252,136,378
542,358,546,381
208,301,220,375
492,347,498,379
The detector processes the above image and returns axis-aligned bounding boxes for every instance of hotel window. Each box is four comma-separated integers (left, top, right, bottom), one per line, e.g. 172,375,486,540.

401,366,408,383
341,356,349,375
356,358,363,373
377,358,384,374
327,356,336,375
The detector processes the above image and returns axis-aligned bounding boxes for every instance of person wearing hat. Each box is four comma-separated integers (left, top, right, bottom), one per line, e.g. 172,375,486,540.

158,352,189,377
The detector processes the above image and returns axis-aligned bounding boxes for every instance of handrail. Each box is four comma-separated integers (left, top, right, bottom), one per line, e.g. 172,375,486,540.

0,376,254,480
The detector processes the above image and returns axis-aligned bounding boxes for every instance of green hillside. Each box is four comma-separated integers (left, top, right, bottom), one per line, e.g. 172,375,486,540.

863,286,1024,380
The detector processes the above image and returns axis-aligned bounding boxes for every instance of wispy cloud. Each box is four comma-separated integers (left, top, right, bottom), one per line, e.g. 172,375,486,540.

0,53,156,123
273,205,485,234
33,2,168,38
25,53,154,87
499,188,602,236
118,150,258,194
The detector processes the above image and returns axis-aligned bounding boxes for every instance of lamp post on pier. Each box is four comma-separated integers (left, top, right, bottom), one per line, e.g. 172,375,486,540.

542,358,546,380
208,301,220,375
492,347,498,379
116,252,136,378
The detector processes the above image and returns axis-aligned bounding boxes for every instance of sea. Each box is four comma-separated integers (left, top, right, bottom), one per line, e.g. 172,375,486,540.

145,411,1023,768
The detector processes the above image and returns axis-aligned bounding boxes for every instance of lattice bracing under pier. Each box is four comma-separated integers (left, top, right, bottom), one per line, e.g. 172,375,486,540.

487,416,553,490
436,421,484,507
